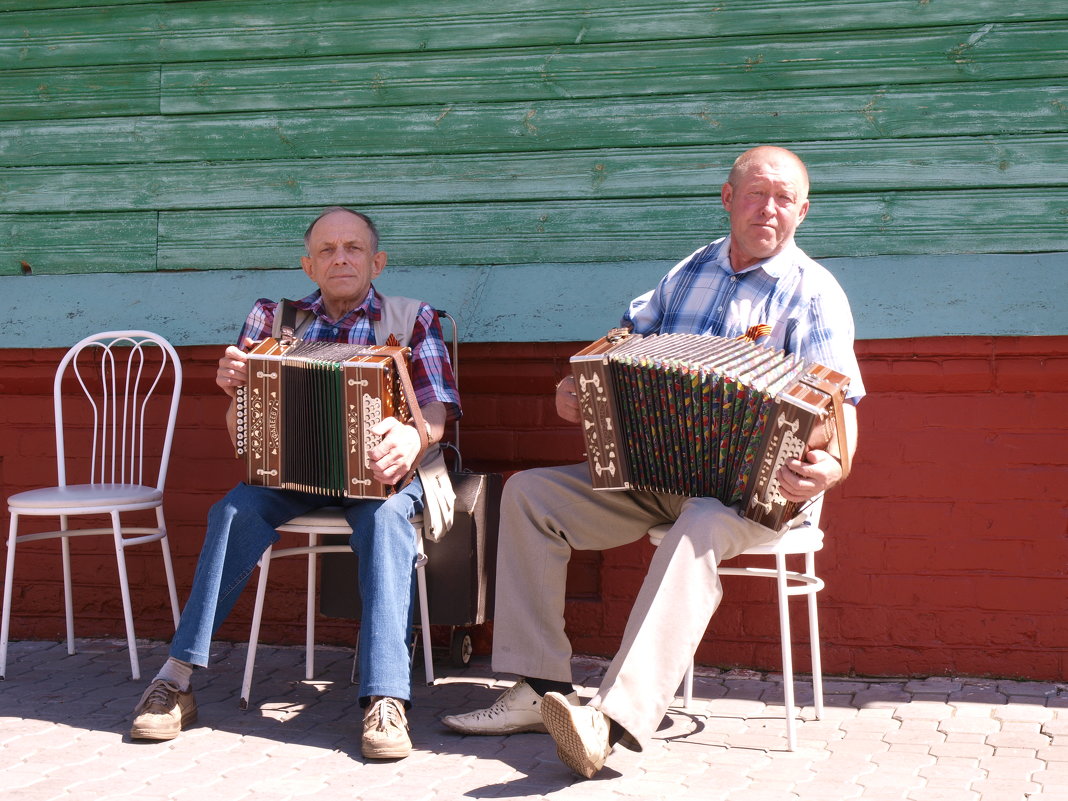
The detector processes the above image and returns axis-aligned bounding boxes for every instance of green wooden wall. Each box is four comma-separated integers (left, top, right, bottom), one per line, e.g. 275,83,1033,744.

0,1,1066,344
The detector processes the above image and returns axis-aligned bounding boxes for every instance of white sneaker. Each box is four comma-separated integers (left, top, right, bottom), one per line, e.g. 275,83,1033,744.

541,691,612,778
441,680,578,735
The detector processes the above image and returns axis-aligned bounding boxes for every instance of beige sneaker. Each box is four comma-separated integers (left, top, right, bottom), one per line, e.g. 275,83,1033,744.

441,680,580,735
362,696,411,759
130,679,198,741
541,691,612,778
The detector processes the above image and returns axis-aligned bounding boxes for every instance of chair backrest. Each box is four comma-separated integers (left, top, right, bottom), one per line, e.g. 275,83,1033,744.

435,309,460,452
53,330,182,490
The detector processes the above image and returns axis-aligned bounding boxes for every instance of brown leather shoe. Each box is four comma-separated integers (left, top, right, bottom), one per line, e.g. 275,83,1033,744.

130,679,198,741
362,696,411,759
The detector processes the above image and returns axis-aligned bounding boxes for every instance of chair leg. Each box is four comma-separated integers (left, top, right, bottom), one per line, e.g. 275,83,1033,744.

683,660,694,710
240,546,274,709
157,508,181,628
775,552,797,751
1,513,19,680
111,511,141,681
305,534,317,681
60,522,75,655
415,556,434,685
805,551,824,720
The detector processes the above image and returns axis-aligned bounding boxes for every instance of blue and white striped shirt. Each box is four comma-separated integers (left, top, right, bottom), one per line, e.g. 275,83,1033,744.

624,236,865,402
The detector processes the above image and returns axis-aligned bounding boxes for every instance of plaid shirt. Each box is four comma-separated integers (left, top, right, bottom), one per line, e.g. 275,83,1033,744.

624,236,865,401
237,286,461,421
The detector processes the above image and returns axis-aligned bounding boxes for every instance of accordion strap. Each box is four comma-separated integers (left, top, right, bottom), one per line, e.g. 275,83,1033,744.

831,391,851,481
387,349,430,491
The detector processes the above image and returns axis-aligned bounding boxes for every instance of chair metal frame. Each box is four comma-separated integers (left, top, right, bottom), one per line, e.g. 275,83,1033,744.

238,310,460,708
239,509,434,709
648,498,826,751
2,330,182,680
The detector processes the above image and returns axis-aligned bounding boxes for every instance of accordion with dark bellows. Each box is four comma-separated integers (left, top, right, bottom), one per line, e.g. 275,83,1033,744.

570,330,851,530
235,337,417,499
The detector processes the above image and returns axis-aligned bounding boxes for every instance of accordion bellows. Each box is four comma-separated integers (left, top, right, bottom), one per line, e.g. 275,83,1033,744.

236,338,413,499
570,331,850,530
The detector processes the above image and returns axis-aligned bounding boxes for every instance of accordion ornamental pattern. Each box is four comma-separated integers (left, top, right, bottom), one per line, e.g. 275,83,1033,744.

236,338,413,499
571,332,850,530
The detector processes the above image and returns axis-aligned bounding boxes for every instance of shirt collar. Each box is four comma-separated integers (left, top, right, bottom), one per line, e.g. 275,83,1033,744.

294,285,382,324
715,236,799,279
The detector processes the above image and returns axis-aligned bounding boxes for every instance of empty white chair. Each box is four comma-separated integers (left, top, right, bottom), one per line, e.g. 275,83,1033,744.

648,498,825,751
2,331,182,680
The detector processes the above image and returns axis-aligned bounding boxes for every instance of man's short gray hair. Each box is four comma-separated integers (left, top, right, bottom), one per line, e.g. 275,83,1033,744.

303,207,380,252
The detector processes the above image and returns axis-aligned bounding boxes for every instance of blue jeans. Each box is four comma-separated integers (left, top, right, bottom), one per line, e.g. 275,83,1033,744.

170,477,423,704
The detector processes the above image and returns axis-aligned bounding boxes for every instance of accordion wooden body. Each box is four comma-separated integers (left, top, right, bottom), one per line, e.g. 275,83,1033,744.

571,331,850,530
235,337,413,499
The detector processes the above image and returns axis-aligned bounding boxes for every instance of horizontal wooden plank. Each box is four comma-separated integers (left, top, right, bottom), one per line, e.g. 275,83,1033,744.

0,64,159,121
3,135,1065,213
0,0,149,10
134,189,1068,275
1,1,1064,70
159,23,1068,115
3,80,1064,167
0,213,157,275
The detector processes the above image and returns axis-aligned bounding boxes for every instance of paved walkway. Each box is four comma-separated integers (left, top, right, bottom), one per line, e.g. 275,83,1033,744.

2,638,1066,800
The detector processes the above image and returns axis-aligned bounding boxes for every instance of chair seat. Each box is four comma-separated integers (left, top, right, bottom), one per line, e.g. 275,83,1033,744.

646,521,824,555
736,524,824,555
276,506,425,532
8,483,163,511
276,507,350,531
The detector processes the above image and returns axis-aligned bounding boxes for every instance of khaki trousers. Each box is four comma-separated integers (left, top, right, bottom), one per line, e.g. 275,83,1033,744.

491,462,781,747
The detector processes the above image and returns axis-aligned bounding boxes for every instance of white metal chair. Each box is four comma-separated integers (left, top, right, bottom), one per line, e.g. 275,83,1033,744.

2,331,182,681
647,498,825,751
239,508,433,709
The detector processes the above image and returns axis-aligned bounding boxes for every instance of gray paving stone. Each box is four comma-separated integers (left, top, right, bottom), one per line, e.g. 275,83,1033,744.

1,638,1065,800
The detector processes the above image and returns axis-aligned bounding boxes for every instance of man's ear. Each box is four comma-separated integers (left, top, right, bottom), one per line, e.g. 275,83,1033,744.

720,181,734,212
300,255,313,279
372,250,387,278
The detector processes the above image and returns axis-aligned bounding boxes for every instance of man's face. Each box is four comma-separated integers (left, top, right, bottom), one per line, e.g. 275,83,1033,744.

300,210,386,309
721,156,810,271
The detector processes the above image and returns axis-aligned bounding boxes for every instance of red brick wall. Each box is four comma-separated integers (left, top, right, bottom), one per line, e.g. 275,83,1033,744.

1,336,1065,680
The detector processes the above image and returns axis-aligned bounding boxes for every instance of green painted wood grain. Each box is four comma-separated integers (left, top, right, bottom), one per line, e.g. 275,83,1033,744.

0,65,159,121
158,23,1068,115
2,1,1064,69
0,213,157,275
3,80,1064,168
8,21,1061,122
63,189,1055,277
3,136,1065,213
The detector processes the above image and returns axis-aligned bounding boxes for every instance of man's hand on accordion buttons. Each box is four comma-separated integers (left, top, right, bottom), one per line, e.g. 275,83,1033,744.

216,345,250,398
777,449,842,503
368,417,422,485
556,375,580,424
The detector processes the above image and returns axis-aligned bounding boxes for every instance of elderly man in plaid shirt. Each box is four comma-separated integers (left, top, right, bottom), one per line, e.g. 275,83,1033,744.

130,207,460,761
444,146,865,778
